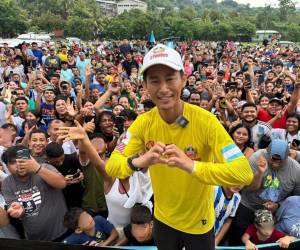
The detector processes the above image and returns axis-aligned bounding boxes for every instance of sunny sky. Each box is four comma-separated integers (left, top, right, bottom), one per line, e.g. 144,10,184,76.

217,0,300,8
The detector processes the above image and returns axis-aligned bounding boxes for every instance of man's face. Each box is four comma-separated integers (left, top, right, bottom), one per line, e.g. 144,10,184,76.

61,63,68,70
29,133,47,156
119,97,130,109
12,74,20,82
44,90,55,102
131,223,153,243
0,128,14,148
189,93,201,106
77,212,95,233
47,154,65,167
32,44,38,51
50,50,55,56
126,54,132,61
242,107,257,123
200,100,209,110
144,65,186,112
267,102,282,116
72,68,80,76
48,121,64,141
16,89,25,97
96,73,106,84
274,65,283,74
283,77,293,85
15,100,28,112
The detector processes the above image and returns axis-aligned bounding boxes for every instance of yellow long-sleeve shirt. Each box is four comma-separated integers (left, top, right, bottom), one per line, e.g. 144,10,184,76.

105,102,253,234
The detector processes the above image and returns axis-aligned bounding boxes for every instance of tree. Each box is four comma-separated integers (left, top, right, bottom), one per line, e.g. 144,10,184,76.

0,0,28,37
278,0,296,21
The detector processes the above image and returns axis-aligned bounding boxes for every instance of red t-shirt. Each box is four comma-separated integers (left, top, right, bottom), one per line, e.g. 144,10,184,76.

245,224,285,244
257,109,288,129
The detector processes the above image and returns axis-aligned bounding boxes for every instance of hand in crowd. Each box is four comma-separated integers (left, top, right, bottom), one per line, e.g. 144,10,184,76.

276,236,295,249
66,99,76,117
256,155,268,174
58,120,88,142
263,201,279,213
16,157,41,174
7,202,24,219
83,119,95,133
245,240,258,250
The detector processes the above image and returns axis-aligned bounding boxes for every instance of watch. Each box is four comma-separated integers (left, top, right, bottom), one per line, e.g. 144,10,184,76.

127,154,142,172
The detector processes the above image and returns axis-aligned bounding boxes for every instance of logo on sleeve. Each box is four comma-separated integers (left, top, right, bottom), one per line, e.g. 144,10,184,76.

221,144,243,162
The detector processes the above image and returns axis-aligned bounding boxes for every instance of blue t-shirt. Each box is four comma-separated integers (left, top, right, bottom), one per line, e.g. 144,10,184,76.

63,216,114,245
41,102,56,127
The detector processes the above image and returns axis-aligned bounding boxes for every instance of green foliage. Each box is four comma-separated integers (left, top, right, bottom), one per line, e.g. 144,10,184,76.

0,0,28,37
1,0,300,42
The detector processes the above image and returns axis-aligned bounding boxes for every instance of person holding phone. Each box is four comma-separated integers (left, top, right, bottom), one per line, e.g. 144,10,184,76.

1,145,68,241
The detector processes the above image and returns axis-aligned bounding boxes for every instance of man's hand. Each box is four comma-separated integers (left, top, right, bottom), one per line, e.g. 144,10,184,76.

245,240,258,250
164,144,194,173
277,236,295,249
83,119,95,133
7,202,24,218
256,155,268,174
16,157,40,174
263,201,279,213
58,120,88,142
132,142,167,169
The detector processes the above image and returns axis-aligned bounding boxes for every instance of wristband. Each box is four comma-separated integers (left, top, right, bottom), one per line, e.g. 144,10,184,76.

35,165,42,175
127,154,142,172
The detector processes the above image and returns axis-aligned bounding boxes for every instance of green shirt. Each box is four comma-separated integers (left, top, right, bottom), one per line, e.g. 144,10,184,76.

81,162,107,213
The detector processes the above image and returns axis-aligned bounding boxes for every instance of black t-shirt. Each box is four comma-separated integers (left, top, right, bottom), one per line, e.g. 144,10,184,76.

123,224,155,246
55,153,85,208
122,60,138,76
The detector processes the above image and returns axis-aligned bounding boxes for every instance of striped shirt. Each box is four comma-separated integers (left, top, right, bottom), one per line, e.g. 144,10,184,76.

214,186,241,235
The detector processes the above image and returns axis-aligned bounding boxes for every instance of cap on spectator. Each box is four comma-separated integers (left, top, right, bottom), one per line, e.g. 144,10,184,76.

217,70,225,76
182,88,191,99
79,52,85,56
141,44,184,74
254,209,274,225
269,97,283,106
237,100,247,108
261,60,270,64
49,47,55,51
44,85,55,92
268,139,289,160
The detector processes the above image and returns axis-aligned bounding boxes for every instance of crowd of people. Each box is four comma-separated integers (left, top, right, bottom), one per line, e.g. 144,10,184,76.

0,37,299,249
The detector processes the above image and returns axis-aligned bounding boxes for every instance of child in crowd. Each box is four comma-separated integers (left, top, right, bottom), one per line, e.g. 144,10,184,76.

63,207,118,246
242,209,295,250
214,185,242,246
115,204,155,246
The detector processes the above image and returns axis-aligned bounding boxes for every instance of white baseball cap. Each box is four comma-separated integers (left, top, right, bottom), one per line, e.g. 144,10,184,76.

141,44,184,74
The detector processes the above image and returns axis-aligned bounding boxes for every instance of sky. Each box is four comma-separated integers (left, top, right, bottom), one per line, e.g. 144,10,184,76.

217,0,300,8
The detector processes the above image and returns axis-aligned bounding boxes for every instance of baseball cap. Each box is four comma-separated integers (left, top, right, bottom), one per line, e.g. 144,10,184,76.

217,70,225,76
268,139,289,160
254,209,274,225
182,88,190,99
269,97,283,106
141,44,184,74
44,84,55,92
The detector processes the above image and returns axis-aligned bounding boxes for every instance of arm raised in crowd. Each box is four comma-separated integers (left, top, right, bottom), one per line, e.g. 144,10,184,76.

94,85,120,112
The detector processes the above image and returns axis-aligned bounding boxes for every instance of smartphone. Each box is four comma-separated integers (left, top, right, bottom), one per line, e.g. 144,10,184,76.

16,149,31,160
257,75,265,85
27,120,37,130
115,116,125,135
244,73,251,83
137,103,144,111
292,139,300,147
219,97,226,109
72,169,81,179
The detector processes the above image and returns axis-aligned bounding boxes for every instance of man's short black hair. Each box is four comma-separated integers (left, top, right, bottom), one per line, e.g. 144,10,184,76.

241,103,257,111
273,61,283,67
29,128,47,140
15,97,28,104
88,133,106,141
119,109,137,121
63,207,84,230
130,204,152,225
1,123,18,133
2,145,28,165
45,142,64,158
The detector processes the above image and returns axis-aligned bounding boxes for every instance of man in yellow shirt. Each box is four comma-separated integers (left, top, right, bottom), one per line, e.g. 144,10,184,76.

104,44,253,249
59,44,253,249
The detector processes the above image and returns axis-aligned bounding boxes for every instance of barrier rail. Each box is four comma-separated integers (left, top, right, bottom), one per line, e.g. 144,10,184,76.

0,238,299,250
